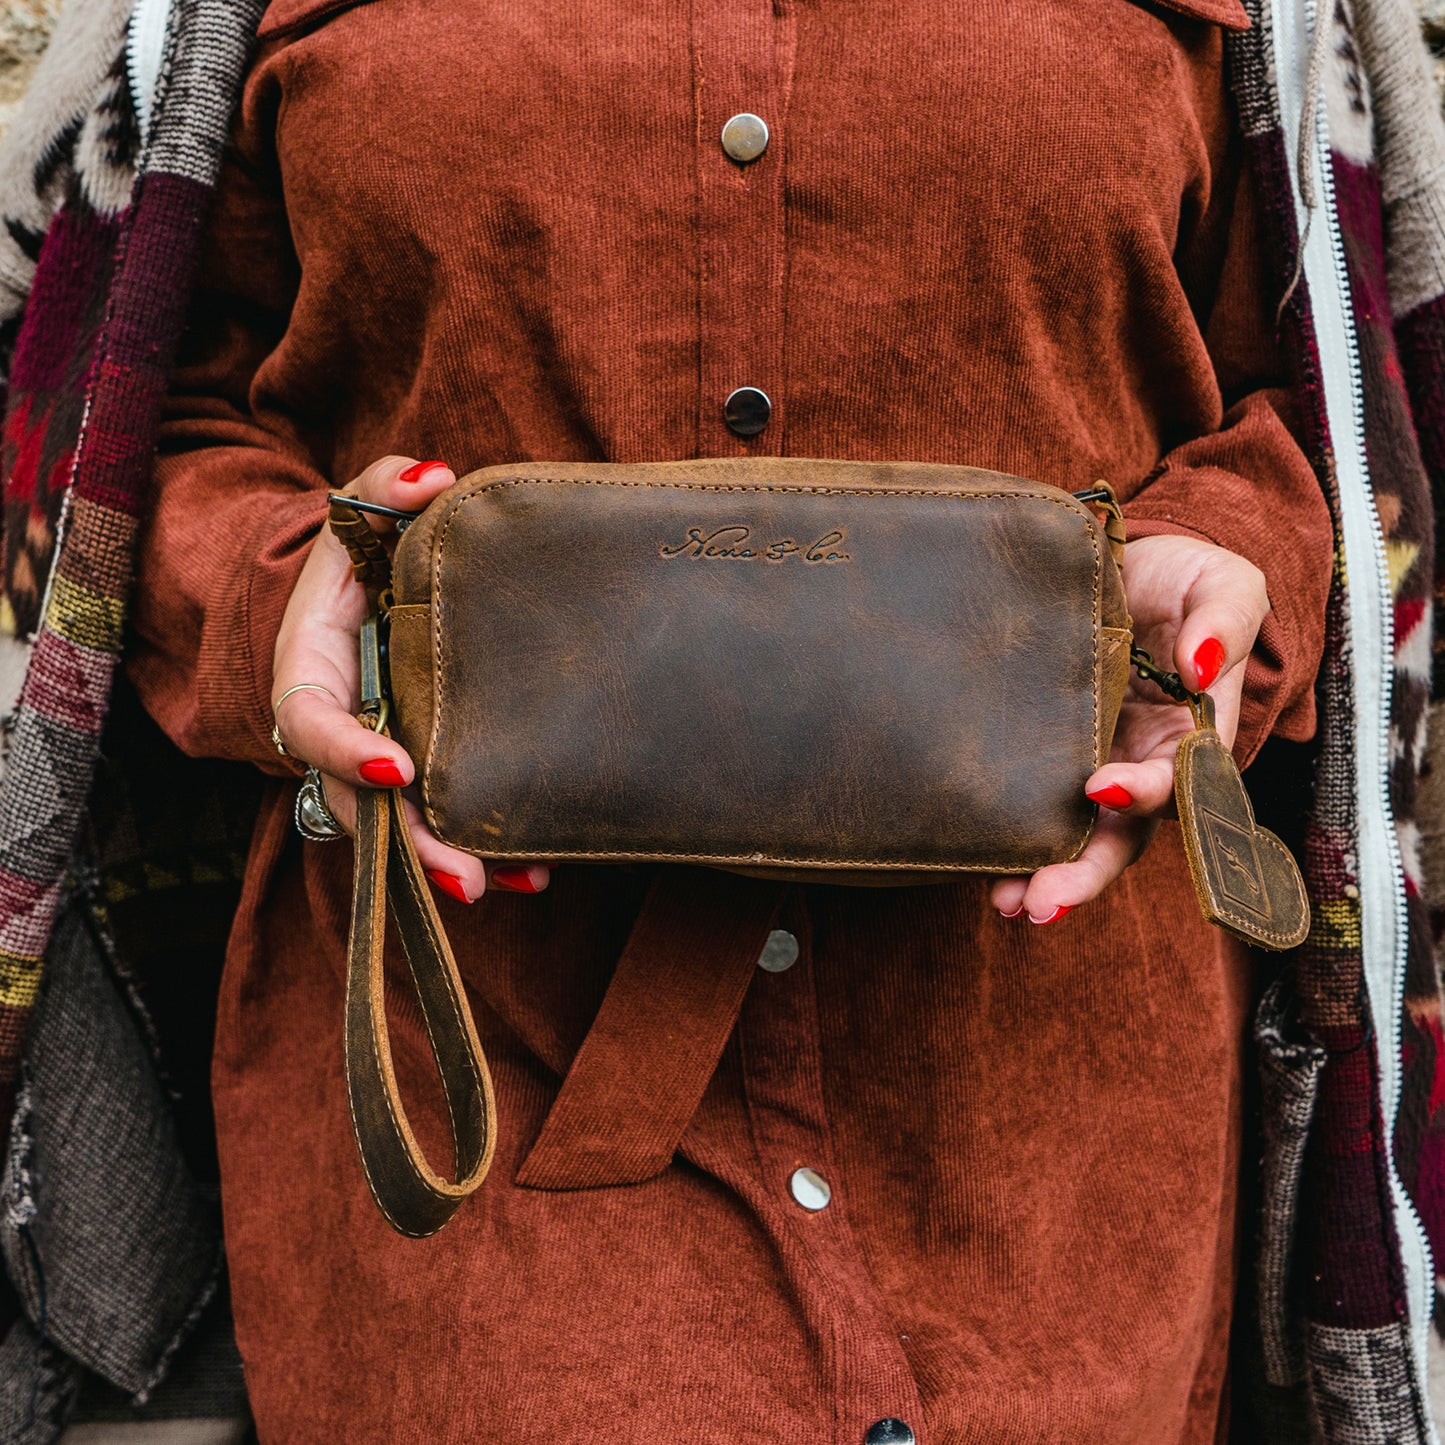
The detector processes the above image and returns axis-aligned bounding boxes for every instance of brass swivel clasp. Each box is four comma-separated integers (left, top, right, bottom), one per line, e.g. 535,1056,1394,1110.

357,611,392,737
1130,645,1216,730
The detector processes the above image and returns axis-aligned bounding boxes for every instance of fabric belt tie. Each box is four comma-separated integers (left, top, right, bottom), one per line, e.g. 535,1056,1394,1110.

344,785,784,1232
515,868,784,1191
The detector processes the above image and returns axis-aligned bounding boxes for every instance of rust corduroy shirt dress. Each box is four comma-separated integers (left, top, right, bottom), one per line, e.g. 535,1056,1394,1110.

127,0,1335,1438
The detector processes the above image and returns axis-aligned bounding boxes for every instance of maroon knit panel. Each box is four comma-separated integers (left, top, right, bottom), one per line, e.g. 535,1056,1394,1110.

1396,289,1445,699
1303,1028,1411,1326
1391,284,1445,1302
1235,123,1408,1331
2,202,120,635
69,171,213,519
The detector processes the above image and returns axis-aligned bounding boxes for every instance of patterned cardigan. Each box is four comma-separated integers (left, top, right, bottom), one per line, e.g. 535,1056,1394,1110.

0,0,1444,1438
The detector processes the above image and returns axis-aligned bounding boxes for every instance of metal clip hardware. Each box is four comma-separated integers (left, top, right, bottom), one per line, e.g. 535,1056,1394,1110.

1129,645,1216,729
327,492,422,534
358,612,391,736
1070,484,1123,522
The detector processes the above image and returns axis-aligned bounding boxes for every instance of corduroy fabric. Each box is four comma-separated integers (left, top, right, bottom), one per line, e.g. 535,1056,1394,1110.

120,1,1340,1439
6,0,1445,1436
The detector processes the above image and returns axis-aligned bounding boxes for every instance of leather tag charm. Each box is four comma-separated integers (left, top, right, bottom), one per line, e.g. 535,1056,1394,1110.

1174,724,1311,952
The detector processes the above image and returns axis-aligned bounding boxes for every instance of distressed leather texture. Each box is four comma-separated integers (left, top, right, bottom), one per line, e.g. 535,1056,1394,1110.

346,784,496,1236
1174,723,1311,951
389,458,1132,876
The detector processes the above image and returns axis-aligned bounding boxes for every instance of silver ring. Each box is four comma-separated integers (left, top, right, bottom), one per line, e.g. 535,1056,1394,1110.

295,766,345,842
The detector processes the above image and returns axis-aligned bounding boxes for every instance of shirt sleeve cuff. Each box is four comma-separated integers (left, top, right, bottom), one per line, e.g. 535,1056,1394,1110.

194,489,329,777
1123,512,1320,772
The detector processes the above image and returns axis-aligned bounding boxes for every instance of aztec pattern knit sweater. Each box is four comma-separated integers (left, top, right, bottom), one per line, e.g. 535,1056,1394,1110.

0,0,1444,1439
1230,0,1445,1433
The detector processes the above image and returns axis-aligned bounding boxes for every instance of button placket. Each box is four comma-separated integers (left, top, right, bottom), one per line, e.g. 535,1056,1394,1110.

736,901,926,1441
690,0,796,453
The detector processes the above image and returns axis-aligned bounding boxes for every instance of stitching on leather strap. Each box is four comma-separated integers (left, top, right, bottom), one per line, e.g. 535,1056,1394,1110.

346,785,496,1236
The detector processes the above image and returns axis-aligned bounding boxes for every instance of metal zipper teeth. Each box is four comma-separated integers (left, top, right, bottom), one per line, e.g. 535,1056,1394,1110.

1311,53,1438,1376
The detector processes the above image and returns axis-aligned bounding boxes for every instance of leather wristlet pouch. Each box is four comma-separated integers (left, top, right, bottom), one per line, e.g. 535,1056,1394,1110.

326,456,1309,1236
389,458,1133,876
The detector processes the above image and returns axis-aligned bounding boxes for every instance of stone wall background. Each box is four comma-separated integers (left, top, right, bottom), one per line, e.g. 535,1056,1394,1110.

0,0,59,143
1424,0,1445,88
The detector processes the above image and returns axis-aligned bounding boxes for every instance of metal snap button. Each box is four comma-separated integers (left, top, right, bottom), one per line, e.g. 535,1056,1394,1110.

724,386,771,437
864,1421,915,1445
721,112,769,163
757,929,799,973
789,1166,831,1211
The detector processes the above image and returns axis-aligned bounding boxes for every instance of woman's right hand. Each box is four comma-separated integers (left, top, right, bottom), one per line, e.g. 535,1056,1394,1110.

270,455,550,902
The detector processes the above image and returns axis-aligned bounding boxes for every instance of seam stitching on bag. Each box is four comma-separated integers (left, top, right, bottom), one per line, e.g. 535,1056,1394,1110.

344,797,417,1235
422,478,1105,866
357,795,481,1234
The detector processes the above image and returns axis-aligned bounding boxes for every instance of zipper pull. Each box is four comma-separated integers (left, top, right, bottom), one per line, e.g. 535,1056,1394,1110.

1071,482,1126,569
327,492,406,612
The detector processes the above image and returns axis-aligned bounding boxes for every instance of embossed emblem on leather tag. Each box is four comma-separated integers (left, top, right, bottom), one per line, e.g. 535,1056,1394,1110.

659,526,851,563
1174,727,1310,952
1197,806,1270,920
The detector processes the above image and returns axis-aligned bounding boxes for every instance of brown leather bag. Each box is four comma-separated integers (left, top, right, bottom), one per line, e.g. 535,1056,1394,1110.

327,457,1304,1236
387,458,1134,877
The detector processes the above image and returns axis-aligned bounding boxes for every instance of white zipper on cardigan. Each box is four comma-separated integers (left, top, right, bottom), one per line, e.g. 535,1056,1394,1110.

126,0,171,145
1319,135,1438,1376
1278,0,1438,1414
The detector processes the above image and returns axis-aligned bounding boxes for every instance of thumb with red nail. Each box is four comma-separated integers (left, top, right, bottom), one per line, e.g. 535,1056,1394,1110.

270,453,551,903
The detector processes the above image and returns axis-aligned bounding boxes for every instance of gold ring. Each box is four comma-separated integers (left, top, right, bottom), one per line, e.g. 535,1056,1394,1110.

271,683,342,757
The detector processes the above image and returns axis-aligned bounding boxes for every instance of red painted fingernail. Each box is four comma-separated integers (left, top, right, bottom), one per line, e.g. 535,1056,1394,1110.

1086,782,1134,810
425,869,472,904
398,460,449,483
358,758,405,787
492,865,545,894
1028,904,1073,926
1193,637,1226,690
998,903,1025,919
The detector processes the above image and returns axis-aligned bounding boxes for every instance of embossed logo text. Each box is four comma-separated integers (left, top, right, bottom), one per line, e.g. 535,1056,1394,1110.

659,526,851,564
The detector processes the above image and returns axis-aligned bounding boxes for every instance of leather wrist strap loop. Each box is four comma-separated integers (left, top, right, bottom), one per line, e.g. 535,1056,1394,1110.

346,783,497,1237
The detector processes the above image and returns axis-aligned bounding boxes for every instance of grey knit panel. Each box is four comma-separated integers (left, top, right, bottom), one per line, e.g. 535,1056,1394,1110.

0,704,105,892
1351,0,1445,314
1306,1320,1433,1443
66,1291,249,1430
0,903,218,1399
1256,977,1329,1389
0,1315,81,1445
1231,0,1286,139
141,0,265,188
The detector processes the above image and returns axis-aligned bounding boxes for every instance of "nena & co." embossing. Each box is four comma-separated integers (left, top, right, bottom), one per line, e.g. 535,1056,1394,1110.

659,525,851,564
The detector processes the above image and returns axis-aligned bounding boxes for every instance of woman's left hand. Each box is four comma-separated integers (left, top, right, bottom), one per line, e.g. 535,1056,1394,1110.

988,532,1270,925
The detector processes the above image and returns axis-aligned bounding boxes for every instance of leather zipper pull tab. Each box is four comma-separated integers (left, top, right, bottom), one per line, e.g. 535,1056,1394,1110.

1071,481,1126,569
328,492,397,610
1130,647,1311,952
